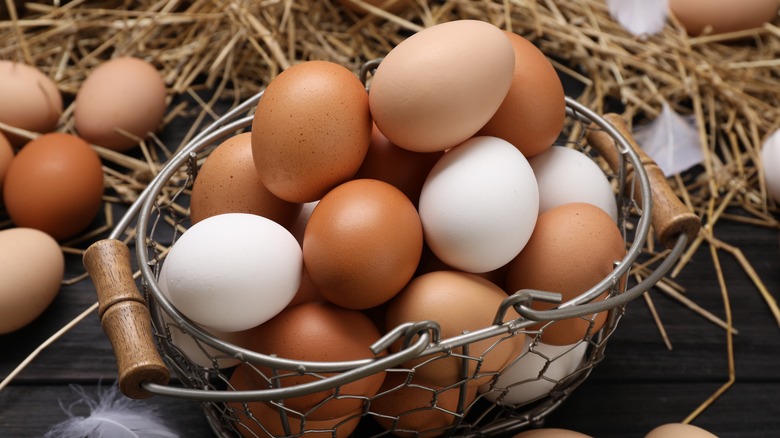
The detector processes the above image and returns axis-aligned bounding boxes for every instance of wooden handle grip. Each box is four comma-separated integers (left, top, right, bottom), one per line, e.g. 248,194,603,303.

83,239,169,399
586,113,701,248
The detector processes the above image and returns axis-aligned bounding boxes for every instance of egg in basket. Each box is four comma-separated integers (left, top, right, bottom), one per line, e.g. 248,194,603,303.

84,19,700,438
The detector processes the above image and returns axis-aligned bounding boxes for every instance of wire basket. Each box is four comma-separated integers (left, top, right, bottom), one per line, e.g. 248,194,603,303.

84,60,700,438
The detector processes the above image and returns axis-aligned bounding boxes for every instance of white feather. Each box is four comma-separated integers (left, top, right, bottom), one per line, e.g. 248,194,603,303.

606,0,669,37
45,383,180,438
633,102,704,177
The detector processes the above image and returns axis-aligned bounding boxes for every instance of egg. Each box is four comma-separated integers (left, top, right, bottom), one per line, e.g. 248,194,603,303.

163,213,302,332
479,339,588,406
228,363,362,438
75,57,167,152
303,179,423,310
0,132,12,193
514,428,593,437
761,128,780,204
645,423,718,438
189,132,301,227
251,60,372,203
385,271,525,388
0,228,64,334
369,371,478,437
242,301,386,420
477,31,566,158
669,0,779,36
369,20,515,152
0,61,62,147
352,123,443,206
504,203,626,345
2,133,104,241
419,136,539,274
529,146,617,222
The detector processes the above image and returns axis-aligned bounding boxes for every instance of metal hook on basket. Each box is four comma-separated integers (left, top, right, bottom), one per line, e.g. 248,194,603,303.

493,290,562,326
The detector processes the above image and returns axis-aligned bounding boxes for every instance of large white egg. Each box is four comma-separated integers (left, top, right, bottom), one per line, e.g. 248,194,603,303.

163,213,302,332
479,339,588,406
529,146,617,222
418,136,538,273
761,128,780,204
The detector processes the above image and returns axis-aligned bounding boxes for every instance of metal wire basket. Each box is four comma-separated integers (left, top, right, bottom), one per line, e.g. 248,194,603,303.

84,59,701,438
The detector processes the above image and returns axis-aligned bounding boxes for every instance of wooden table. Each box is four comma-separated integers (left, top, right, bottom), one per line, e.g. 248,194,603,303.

2,90,779,437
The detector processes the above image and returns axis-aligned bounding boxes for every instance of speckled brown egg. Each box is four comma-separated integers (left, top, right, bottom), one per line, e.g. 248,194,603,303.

251,60,372,203
504,203,626,346
477,31,565,158
303,179,423,309
242,301,386,421
0,61,62,148
190,132,302,227
3,133,104,240
384,270,525,388
352,123,443,206
75,57,167,152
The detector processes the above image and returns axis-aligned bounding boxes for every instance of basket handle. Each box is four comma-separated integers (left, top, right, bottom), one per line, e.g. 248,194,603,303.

83,239,170,399
586,112,701,248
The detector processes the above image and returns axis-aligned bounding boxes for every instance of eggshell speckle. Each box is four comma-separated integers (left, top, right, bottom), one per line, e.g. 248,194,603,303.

369,20,515,152
0,227,64,334
385,271,525,388
303,179,423,309
163,213,302,332
75,57,167,152
3,133,104,240
242,301,386,420
0,61,62,147
190,132,301,226
504,203,626,345
419,136,539,274
478,31,565,158
251,60,372,203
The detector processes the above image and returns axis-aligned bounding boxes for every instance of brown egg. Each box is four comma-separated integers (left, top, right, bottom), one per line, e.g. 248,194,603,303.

504,203,626,346
228,364,362,438
353,123,443,206
385,271,525,388
75,57,167,152
514,428,593,437
303,179,423,309
477,31,565,158
0,61,62,147
251,60,372,203
3,133,104,240
644,423,718,438
0,132,12,193
189,132,302,227
369,371,478,437
243,301,386,420
669,0,779,36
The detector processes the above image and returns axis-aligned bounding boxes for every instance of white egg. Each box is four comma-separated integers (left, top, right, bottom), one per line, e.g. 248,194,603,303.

761,128,780,204
419,136,539,273
479,339,588,406
164,212,302,332
529,146,617,222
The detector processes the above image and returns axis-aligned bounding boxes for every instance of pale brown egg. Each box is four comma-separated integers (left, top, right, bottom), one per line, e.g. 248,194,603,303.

3,133,104,240
504,203,626,346
514,428,593,437
0,61,62,147
385,270,525,388
242,301,386,420
0,132,12,193
189,132,301,227
251,60,372,203
0,227,64,334
369,371,478,437
75,57,167,152
669,0,779,36
645,423,718,438
303,179,423,310
353,123,443,206
228,363,362,438
477,31,566,158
